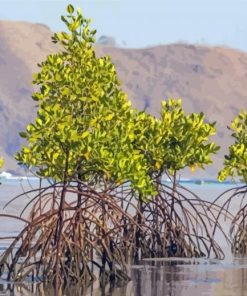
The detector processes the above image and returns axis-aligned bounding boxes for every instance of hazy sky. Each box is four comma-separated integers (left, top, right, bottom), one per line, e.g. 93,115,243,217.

1,0,247,50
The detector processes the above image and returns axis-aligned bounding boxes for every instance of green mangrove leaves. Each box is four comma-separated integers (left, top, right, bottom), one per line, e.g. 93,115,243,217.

133,99,219,178
16,4,219,198
15,5,154,196
219,110,247,183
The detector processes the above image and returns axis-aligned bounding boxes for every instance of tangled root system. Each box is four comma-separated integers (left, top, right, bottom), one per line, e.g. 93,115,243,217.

0,178,231,291
213,185,247,254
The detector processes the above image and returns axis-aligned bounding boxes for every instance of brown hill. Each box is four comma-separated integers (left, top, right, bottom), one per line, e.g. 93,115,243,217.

0,20,246,177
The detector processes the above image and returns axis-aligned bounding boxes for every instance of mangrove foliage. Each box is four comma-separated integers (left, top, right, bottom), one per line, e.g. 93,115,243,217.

217,111,247,254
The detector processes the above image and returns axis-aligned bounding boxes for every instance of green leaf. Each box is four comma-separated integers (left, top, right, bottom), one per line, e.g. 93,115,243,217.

19,132,27,138
67,4,74,14
81,131,90,139
55,73,62,81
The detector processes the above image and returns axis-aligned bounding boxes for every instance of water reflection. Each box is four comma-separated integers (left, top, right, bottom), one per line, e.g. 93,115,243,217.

129,259,247,296
1,258,247,295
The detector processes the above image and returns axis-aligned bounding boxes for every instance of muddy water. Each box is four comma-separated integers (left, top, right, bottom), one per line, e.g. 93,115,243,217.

0,179,246,296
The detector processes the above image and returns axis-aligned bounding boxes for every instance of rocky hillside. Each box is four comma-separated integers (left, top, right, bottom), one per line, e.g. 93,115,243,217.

0,20,246,177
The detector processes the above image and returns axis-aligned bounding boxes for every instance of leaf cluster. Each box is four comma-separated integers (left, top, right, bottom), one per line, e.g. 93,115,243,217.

218,110,247,183
133,99,219,178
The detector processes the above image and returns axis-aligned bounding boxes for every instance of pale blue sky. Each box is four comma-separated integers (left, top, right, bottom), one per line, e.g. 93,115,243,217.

0,0,247,50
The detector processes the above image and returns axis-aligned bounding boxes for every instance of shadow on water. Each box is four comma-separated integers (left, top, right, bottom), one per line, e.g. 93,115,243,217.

1,257,247,295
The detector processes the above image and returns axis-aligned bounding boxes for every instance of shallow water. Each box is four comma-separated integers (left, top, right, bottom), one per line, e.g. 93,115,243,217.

0,179,246,295
1,258,247,295
128,257,247,296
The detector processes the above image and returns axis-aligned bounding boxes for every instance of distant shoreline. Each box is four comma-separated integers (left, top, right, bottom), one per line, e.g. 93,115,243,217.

0,171,243,186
